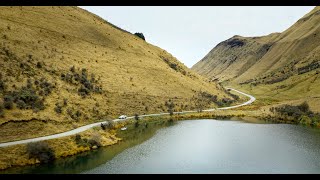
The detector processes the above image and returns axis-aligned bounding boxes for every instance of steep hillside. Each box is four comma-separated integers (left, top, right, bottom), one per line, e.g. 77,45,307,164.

192,33,280,82
0,6,232,142
192,6,320,112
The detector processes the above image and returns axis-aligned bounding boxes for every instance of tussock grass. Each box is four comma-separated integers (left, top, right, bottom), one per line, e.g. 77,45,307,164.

0,6,231,142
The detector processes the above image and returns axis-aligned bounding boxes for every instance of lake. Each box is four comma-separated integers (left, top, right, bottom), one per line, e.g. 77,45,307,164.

3,119,320,174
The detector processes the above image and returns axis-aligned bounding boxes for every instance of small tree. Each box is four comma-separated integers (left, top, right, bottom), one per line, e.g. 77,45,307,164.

165,100,175,116
75,134,81,143
3,95,13,110
27,141,55,163
134,114,139,120
298,101,309,113
134,32,145,41
101,123,106,130
0,102,4,117
54,103,62,114
0,79,5,92
194,91,207,112
105,120,114,129
36,62,42,68
89,132,101,148
70,66,75,73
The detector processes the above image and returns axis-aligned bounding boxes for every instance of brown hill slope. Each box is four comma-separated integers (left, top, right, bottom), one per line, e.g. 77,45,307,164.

192,7,320,112
192,33,280,82
0,6,232,142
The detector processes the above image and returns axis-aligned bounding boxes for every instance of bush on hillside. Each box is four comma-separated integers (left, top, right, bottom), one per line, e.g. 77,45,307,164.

297,101,309,113
54,103,63,114
105,120,115,129
0,78,54,112
0,103,4,117
134,114,139,120
61,66,103,98
3,95,13,109
88,133,101,148
36,62,42,68
0,79,5,92
8,86,44,111
27,142,55,163
165,100,175,116
271,102,314,123
193,91,218,112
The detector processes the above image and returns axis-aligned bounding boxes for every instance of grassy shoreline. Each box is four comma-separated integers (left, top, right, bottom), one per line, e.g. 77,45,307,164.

1,107,318,172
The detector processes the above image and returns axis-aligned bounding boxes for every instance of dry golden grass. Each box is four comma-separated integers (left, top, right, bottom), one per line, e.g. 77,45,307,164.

193,7,320,111
0,125,120,170
0,6,231,141
193,7,320,84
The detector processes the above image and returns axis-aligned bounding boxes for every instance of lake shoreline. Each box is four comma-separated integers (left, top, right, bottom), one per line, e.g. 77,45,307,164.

0,109,316,172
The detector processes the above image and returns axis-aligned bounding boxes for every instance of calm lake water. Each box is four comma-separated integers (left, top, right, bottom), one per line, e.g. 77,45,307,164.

3,119,320,174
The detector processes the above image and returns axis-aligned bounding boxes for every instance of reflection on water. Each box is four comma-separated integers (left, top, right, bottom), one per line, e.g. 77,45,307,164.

2,120,171,174
3,119,320,174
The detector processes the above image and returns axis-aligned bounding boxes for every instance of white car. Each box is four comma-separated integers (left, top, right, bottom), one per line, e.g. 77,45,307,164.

118,115,127,119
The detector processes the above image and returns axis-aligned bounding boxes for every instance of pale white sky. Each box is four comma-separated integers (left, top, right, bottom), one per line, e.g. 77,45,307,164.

81,6,315,67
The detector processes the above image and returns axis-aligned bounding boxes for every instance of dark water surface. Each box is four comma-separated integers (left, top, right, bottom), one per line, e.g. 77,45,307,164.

3,120,320,174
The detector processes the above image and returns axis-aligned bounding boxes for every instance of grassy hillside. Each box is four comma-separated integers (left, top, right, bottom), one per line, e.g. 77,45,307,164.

0,6,232,142
192,6,320,113
192,33,280,82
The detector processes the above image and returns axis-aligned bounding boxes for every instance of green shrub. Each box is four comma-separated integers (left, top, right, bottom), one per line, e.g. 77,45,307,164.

78,85,90,98
62,66,103,98
297,101,309,113
67,108,73,117
3,95,13,109
272,102,315,123
105,120,114,129
16,99,27,109
0,103,4,117
101,123,106,130
70,66,75,73
88,133,101,148
32,99,45,112
36,62,42,68
60,73,66,81
192,91,216,112
299,115,312,125
63,98,68,106
7,85,44,111
134,114,139,120
274,105,302,117
165,100,175,116
75,110,81,118
75,134,82,144
27,141,55,163
54,104,62,114
0,80,5,92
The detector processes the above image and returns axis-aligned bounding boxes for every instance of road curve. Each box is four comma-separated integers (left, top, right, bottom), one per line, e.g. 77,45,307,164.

0,88,255,148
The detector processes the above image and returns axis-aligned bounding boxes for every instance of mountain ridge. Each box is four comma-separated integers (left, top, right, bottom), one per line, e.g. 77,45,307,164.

192,6,320,112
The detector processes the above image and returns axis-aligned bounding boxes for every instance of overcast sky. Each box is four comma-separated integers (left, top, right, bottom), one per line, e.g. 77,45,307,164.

81,6,315,68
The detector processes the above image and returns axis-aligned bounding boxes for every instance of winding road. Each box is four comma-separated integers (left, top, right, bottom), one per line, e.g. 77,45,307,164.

0,88,255,148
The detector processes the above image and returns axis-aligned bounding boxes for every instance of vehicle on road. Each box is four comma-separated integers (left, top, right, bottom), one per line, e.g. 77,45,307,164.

121,127,127,131
118,115,127,119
